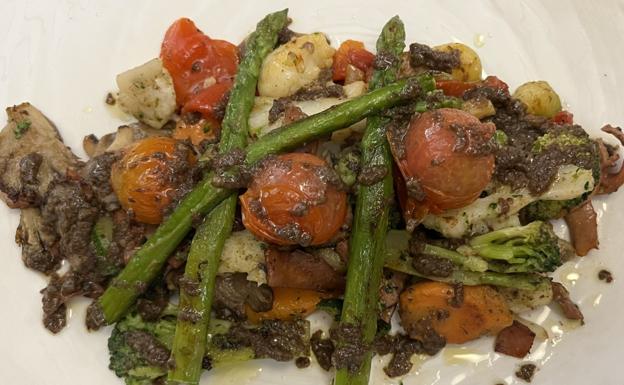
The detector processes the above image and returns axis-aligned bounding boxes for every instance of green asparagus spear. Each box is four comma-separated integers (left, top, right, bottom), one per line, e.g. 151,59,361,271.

167,10,288,385
88,74,435,328
334,16,405,385
167,196,236,384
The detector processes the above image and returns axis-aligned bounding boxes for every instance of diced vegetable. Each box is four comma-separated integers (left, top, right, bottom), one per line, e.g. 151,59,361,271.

258,33,335,97
462,97,495,119
172,116,220,147
422,165,595,238
249,96,365,137
265,248,345,291
495,280,553,314
180,80,232,131
564,201,599,256
494,321,536,358
116,58,177,129
513,80,562,118
218,230,267,284
248,79,368,137
552,110,574,125
399,282,513,344
332,40,375,82
245,287,324,323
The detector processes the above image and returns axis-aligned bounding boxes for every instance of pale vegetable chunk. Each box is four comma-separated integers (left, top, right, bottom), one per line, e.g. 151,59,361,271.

342,80,367,98
258,33,335,98
217,230,267,284
116,58,177,129
422,165,595,238
496,280,553,314
513,81,562,118
434,42,482,82
462,97,495,119
248,87,366,138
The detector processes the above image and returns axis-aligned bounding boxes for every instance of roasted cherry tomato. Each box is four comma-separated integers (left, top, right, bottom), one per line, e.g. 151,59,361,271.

111,137,196,224
174,79,231,145
552,110,574,125
389,108,495,219
180,79,231,121
436,75,509,98
482,75,509,93
332,40,375,82
160,18,238,122
240,153,348,246
172,116,220,147
435,79,478,97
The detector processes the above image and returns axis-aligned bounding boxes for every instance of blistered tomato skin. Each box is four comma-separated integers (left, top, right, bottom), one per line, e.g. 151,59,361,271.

391,108,495,215
240,153,348,246
110,137,196,224
332,40,375,81
160,18,238,121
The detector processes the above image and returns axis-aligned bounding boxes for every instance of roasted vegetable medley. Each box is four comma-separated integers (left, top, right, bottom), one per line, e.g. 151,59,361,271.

2,9,623,385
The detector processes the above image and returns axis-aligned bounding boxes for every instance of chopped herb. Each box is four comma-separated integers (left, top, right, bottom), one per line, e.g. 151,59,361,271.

489,202,498,210
494,130,508,146
14,120,31,139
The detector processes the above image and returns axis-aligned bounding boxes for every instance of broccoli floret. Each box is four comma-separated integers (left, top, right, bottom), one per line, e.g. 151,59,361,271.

334,147,360,187
108,307,177,384
109,304,311,384
383,228,558,291
520,196,584,222
493,130,508,146
386,220,567,283
424,123,601,237
531,131,590,153
383,230,550,291
468,221,563,273
108,324,149,379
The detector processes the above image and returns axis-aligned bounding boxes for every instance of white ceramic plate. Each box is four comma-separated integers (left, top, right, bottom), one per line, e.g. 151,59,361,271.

1,1,623,384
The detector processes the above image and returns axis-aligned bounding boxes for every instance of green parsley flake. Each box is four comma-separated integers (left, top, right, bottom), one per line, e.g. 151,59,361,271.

14,120,31,139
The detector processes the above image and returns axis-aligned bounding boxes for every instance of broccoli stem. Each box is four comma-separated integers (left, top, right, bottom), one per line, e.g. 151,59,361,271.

383,230,551,290
92,74,435,328
466,221,563,273
167,10,288,385
423,244,489,272
334,16,405,385
384,250,549,291
469,222,539,247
